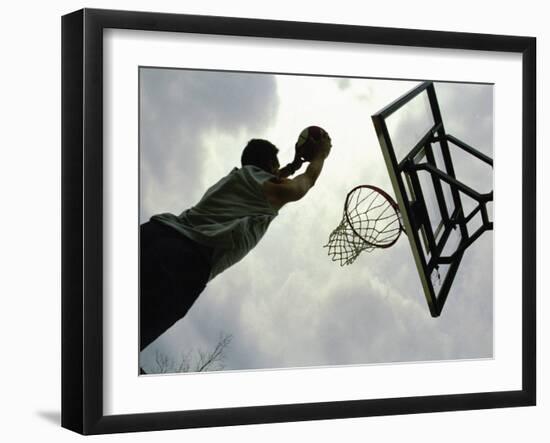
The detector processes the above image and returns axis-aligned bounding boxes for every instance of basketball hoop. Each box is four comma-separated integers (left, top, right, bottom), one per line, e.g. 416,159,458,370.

324,185,404,266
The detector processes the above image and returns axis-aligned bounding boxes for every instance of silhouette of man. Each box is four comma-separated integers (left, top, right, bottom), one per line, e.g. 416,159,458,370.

140,131,332,350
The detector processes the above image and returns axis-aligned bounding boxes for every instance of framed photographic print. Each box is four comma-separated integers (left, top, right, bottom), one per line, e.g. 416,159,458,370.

61,8,536,435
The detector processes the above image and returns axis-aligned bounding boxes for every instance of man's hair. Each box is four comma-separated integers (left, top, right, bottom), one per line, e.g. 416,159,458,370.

241,139,279,172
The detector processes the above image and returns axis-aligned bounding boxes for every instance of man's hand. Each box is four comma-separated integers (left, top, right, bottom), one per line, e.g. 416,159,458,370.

309,132,332,161
264,131,331,209
277,149,304,179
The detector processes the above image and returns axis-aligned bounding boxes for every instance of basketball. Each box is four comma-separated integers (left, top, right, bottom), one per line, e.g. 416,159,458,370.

296,125,328,161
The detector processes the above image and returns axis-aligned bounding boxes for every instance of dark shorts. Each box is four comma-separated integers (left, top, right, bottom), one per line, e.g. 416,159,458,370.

140,220,212,350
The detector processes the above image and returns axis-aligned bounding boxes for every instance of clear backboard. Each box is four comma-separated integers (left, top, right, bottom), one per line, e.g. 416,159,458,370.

371,81,493,317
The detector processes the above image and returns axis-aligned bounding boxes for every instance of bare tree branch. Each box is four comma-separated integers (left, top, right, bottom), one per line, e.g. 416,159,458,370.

195,333,232,372
147,332,233,374
155,350,172,374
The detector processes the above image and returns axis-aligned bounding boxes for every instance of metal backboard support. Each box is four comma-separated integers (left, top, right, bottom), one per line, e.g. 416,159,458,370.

371,81,493,317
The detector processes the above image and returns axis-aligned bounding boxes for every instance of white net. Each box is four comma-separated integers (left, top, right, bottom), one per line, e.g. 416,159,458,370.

324,185,403,266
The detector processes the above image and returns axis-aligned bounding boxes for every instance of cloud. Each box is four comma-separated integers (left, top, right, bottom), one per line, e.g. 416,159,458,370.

435,83,494,196
139,68,279,222
435,82,493,151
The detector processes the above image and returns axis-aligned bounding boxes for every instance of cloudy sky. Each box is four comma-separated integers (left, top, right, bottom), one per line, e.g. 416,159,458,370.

138,67,494,374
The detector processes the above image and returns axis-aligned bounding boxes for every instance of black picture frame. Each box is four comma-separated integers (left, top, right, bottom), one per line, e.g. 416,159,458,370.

61,8,536,435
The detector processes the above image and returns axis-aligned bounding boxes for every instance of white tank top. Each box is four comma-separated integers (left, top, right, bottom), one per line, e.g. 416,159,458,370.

152,166,279,281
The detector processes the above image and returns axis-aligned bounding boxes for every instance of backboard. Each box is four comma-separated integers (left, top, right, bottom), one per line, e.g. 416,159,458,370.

371,81,493,317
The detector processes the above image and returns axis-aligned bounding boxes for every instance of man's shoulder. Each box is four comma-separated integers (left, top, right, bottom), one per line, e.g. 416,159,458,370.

238,165,278,185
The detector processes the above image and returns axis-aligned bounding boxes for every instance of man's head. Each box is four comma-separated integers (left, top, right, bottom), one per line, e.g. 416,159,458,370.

241,139,280,174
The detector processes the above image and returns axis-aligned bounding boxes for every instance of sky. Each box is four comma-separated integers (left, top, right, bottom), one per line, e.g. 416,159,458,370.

138,67,494,374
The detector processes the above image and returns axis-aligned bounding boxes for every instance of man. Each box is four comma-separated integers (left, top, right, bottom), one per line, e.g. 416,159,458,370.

140,131,332,350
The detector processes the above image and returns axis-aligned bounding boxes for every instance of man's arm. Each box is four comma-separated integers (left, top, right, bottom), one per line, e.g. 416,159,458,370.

263,136,331,209
277,154,303,179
